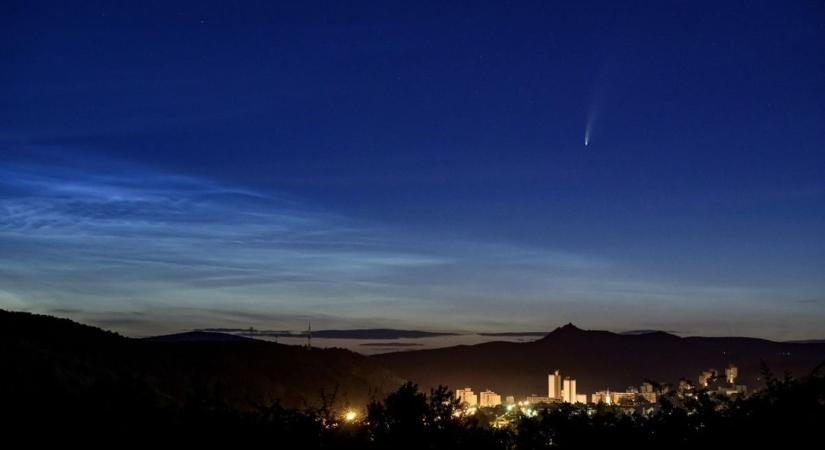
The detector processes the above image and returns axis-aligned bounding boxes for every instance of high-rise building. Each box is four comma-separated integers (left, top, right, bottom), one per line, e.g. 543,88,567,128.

575,394,588,404
562,377,577,403
725,364,738,384
455,387,477,407
479,390,502,407
548,370,562,400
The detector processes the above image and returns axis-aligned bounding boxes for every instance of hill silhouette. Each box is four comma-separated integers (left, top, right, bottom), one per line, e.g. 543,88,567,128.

145,330,257,342
374,323,825,395
0,309,401,427
197,327,459,339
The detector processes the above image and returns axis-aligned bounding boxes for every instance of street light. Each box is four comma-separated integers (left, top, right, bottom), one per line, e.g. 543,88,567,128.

343,410,358,422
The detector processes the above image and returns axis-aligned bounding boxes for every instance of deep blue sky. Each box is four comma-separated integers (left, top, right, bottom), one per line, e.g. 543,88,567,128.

2,1,824,340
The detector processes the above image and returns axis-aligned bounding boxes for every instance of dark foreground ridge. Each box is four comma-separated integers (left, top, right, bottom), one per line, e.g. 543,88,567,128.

0,310,400,415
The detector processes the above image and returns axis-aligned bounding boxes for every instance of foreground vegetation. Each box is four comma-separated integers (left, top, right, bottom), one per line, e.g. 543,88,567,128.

7,364,822,448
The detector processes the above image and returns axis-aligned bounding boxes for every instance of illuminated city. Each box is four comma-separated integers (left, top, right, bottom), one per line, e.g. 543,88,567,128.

452,364,747,422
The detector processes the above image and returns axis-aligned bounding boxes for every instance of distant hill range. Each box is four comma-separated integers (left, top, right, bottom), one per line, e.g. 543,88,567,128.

0,310,401,420
4,309,824,414
373,323,825,396
785,339,825,344
196,328,458,340
145,330,257,342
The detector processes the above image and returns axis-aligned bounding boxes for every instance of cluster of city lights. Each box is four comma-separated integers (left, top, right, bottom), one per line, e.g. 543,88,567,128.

452,406,477,417
515,401,537,417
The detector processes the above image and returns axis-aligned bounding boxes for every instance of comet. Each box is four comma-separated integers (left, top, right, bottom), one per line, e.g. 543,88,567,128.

584,107,597,147
584,60,608,147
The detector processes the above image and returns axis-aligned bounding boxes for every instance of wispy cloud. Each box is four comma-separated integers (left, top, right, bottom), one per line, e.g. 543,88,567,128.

1,154,822,340
0,158,448,323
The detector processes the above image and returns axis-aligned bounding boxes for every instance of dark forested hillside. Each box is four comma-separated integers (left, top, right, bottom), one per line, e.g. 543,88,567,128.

0,310,401,430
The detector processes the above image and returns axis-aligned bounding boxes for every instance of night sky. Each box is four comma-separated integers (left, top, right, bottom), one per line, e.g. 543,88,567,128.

2,1,824,340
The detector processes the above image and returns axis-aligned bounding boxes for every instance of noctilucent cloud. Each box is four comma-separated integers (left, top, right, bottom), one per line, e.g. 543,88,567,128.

2,1,824,340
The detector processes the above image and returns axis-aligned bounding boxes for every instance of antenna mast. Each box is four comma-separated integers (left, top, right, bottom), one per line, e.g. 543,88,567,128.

306,321,312,350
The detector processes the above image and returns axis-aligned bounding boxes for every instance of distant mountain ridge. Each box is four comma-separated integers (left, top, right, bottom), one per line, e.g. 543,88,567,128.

145,330,256,342
620,329,680,336
197,327,458,339
478,331,550,337
374,323,825,396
